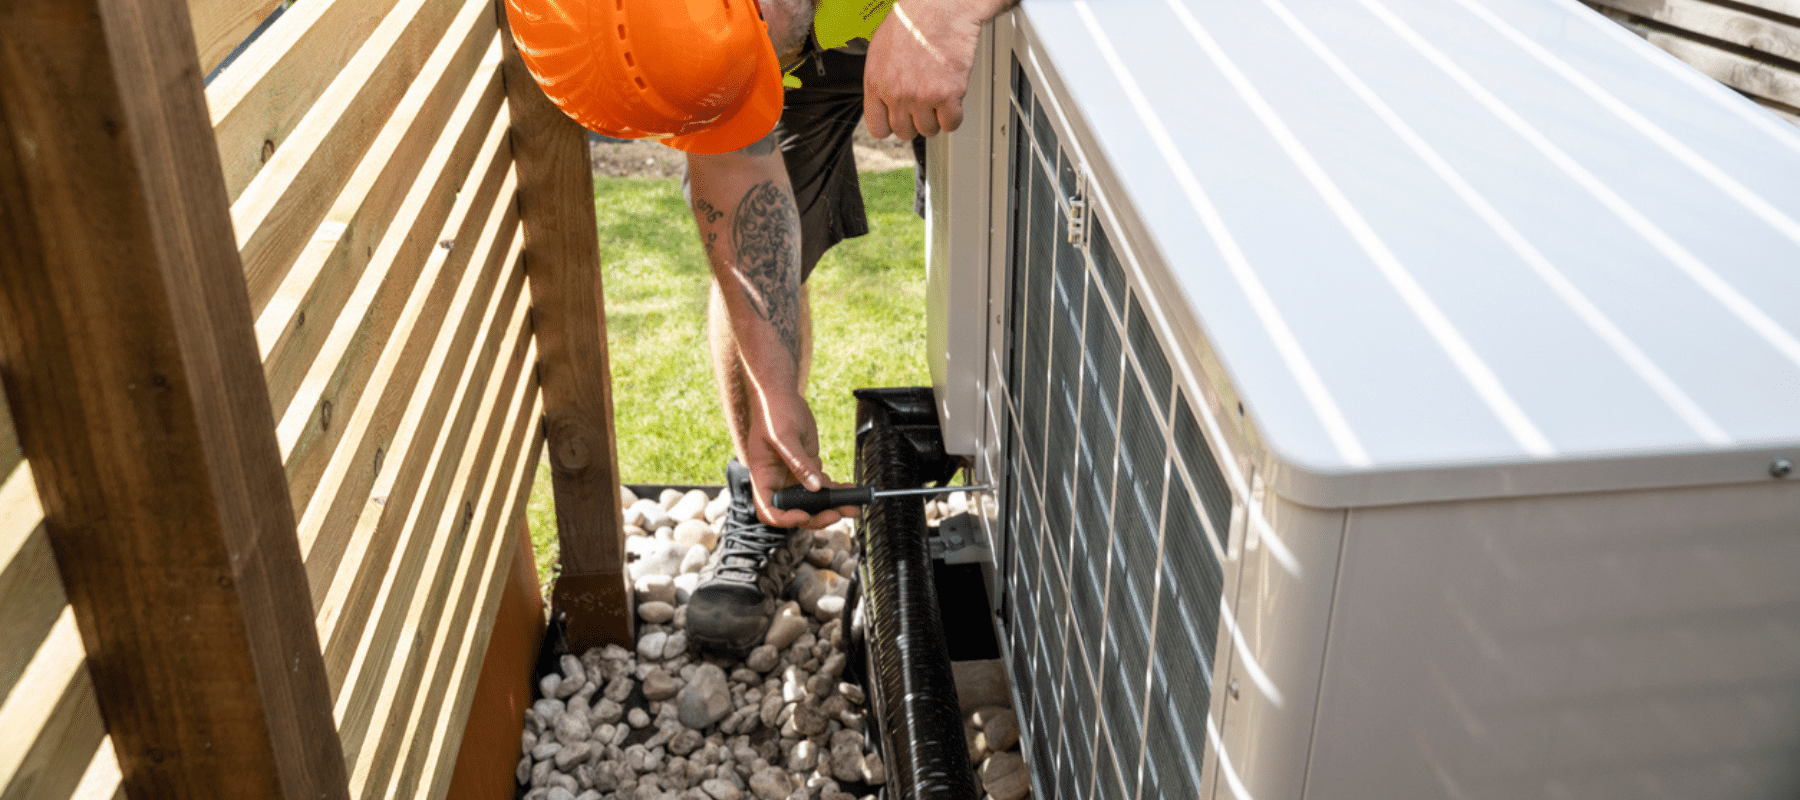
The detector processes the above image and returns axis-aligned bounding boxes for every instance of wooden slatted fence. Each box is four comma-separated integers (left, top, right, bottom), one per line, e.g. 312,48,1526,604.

0,394,119,800
1585,0,1800,124
0,0,627,796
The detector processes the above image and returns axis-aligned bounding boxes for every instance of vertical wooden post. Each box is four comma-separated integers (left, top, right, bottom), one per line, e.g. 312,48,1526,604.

495,0,633,650
0,1,351,798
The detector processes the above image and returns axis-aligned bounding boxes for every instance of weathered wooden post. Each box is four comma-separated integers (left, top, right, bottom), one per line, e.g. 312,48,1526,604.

0,0,351,796
495,0,634,651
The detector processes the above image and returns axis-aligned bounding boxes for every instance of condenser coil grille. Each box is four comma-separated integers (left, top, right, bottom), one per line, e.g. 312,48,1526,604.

1000,57,1235,800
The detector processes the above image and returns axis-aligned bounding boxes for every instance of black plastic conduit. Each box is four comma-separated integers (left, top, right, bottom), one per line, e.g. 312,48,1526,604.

851,388,977,800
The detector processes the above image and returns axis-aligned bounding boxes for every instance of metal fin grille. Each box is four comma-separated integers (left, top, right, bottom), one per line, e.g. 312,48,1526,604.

998,55,1233,800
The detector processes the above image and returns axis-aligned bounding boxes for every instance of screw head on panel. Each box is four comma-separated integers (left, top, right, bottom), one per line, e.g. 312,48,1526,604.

1773,459,1794,479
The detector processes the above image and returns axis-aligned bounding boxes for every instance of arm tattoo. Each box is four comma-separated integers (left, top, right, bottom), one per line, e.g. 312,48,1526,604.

731,180,803,362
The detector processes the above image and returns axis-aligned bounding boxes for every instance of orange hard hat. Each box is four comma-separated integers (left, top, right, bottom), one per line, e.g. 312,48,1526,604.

505,0,784,154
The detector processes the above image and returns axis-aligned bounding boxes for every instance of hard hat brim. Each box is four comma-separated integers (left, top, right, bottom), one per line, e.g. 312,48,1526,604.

658,33,785,155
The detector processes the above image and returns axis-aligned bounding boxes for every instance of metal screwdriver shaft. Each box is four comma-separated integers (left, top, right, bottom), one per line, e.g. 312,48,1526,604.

772,485,992,515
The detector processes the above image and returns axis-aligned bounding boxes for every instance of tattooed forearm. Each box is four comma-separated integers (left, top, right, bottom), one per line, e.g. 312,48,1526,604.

730,180,802,362
695,198,724,224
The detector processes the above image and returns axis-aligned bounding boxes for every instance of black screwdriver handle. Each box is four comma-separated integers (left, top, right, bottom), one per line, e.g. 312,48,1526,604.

771,485,875,514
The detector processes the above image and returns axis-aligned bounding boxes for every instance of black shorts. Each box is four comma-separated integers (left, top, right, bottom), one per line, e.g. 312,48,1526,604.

686,46,925,281
776,46,871,281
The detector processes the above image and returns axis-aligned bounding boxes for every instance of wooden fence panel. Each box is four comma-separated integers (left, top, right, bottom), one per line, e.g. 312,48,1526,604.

1587,0,1800,117
288,59,508,611
256,3,498,415
227,0,468,307
206,0,404,201
0,463,118,800
188,0,282,74
0,0,350,796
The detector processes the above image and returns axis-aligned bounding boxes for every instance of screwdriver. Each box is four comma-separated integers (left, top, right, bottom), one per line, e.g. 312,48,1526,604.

772,484,991,514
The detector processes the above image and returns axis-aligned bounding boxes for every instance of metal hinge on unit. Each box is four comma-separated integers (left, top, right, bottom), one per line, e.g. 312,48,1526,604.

927,512,984,560
1066,168,1090,247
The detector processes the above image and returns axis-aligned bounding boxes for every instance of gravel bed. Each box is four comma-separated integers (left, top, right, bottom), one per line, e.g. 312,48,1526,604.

519,486,1029,800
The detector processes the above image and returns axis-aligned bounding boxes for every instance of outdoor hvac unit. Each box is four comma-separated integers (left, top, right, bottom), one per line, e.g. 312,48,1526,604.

925,1,1800,798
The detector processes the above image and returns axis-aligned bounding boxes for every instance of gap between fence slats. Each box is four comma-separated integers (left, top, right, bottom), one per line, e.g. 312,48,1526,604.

278,69,506,538
327,204,525,755
317,161,520,710
188,0,282,74
400,365,543,800
420,394,544,800
349,273,538,799
208,0,405,201
298,109,512,643
0,464,58,697
258,28,501,414
0,611,105,800
228,0,476,306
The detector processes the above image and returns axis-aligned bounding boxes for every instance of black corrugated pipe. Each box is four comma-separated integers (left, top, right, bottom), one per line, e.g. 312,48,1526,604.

849,388,977,800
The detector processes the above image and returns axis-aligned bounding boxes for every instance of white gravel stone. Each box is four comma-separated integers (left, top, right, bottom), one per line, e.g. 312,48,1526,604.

659,488,684,509
673,573,701,603
629,708,651,728
672,489,709,521
701,778,742,800
533,741,563,761
673,519,718,551
982,752,1029,800
640,601,677,624
638,631,670,662
981,708,1020,752
744,645,779,673
663,631,689,660
679,544,710,575
643,668,681,701
763,602,807,650
636,575,678,605
678,664,733,729
529,695,565,720
749,767,793,800
630,539,686,581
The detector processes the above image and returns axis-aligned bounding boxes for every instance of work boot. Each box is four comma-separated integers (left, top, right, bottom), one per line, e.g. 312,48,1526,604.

687,460,810,657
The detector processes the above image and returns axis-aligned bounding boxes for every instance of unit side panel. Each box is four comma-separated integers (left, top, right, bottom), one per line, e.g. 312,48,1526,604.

1307,482,1800,799
1213,492,1347,800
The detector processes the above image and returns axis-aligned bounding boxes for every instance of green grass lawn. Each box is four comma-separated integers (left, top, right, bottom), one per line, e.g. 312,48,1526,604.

527,167,928,589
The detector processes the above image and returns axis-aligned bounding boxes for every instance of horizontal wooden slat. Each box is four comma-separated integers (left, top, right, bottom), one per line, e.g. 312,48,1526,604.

226,0,472,306
257,14,500,415
1588,0,1800,59
0,388,21,484
315,145,519,700
278,61,505,536
1644,23,1800,106
291,90,510,619
0,463,58,700
348,265,538,799
327,204,525,752
0,610,106,800
188,0,282,74
413,387,544,800
208,0,404,200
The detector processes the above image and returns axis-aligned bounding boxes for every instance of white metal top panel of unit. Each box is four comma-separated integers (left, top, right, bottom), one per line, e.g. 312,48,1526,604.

1020,0,1800,507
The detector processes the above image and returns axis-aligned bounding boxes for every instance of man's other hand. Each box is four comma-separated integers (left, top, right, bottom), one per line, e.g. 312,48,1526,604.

863,0,988,140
